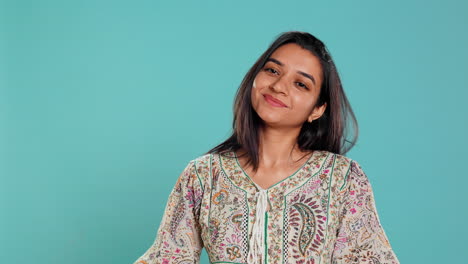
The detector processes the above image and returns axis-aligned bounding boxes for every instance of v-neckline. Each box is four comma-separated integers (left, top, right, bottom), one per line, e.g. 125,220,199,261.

233,150,317,191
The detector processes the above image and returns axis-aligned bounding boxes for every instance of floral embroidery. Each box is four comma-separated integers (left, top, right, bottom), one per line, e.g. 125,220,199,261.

212,189,228,205
226,245,242,260
133,152,400,264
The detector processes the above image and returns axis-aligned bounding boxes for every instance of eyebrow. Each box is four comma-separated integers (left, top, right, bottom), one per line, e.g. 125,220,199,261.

266,57,317,86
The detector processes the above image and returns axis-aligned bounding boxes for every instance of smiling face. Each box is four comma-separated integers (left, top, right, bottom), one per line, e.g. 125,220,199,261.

251,43,327,128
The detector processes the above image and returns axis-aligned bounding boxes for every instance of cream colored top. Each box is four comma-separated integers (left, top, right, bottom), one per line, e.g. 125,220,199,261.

133,150,400,264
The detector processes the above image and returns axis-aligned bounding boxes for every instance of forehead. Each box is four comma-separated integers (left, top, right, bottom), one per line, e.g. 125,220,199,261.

268,43,323,83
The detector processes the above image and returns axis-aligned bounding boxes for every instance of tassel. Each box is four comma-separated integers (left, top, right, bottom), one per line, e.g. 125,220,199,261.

247,189,268,264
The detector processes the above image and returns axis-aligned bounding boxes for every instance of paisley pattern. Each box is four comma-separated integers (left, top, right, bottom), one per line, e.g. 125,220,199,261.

290,201,323,257
133,151,400,264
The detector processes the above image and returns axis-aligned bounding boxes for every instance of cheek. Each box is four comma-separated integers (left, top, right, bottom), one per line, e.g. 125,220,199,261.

292,95,316,113
253,73,269,89
250,82,257,106
251,76,262,99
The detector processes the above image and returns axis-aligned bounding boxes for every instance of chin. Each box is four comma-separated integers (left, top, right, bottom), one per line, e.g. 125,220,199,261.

257,113,283,125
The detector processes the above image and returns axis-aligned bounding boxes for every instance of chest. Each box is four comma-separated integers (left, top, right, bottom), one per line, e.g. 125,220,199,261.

243,168,291,190
241,160,309,190
198,156,340,264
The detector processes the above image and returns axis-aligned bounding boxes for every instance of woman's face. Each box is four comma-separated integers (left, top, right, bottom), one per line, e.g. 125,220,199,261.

251,43,327,128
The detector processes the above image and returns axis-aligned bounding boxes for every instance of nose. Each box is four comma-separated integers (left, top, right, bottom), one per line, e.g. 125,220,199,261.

269,75,288,94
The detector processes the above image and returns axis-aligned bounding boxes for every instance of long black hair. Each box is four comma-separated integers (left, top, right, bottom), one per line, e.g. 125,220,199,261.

205,31,358,172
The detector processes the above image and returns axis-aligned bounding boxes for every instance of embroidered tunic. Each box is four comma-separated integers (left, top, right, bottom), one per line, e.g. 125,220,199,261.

133,150,400,264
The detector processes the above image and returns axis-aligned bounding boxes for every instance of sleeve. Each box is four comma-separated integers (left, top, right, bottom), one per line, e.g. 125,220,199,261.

133,160,204,264
331,160,400,264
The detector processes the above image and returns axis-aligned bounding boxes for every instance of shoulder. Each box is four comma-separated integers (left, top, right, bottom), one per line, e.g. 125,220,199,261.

323,151,367,191
333,155,371,195
330,151,353,166
190,153,213,176
191,152,213,167
316,150,353,172
326,151,366,173
314,150,353,165
186,153,214,192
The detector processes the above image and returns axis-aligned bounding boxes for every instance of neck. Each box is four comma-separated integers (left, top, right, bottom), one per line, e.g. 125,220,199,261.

254,124,308,168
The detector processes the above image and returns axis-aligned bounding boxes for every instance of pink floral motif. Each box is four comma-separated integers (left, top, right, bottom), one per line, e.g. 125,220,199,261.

334,230,349,251
185,187,195,208
226,233,242,244
132,152,399,264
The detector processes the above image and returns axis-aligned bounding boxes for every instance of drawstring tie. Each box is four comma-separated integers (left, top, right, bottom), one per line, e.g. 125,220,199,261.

247,188,268,264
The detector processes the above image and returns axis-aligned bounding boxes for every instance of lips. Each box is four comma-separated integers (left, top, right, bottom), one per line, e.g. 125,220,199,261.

263,94,287,107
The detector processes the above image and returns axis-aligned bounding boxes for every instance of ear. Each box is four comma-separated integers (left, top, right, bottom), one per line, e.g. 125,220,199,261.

307,102,327,123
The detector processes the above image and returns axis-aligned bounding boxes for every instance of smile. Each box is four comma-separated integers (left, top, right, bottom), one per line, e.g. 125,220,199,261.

263,94,287,108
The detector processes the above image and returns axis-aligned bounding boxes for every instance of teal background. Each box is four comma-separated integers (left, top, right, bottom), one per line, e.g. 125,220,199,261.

2,0,467,263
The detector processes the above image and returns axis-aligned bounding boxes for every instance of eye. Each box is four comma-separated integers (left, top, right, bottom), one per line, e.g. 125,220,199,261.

296,82,309,90
264,67,279,75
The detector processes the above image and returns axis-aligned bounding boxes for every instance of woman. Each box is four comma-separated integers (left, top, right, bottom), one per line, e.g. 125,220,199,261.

133,31,400,264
